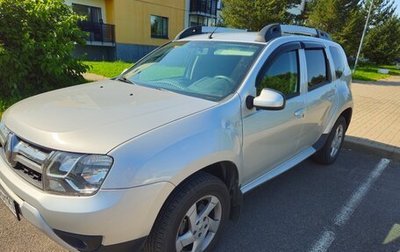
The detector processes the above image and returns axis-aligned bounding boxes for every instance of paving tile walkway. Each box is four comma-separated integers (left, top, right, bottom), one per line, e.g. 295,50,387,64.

346,76,400,157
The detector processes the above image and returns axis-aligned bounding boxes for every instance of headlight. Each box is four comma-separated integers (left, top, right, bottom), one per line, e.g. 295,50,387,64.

43,151,113,196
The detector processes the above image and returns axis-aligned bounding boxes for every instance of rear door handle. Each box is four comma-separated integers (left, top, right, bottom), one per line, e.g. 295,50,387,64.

294,109,305,119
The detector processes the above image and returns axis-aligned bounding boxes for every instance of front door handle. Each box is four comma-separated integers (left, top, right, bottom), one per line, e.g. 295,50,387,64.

294,109,305,119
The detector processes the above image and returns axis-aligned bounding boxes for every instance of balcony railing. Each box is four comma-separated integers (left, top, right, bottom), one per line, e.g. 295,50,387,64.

78,21,115,45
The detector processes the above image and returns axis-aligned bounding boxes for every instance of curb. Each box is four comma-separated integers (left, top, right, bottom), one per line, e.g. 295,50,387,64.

343,136,400,160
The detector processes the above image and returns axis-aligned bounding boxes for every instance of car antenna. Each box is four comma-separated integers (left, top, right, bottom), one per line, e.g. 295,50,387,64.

209,26,219,39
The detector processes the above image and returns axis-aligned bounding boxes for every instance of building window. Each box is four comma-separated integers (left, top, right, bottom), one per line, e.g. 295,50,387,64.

190,0,218,16
189,0,218,26
151,15,169,39
72,4,102,23
189,15,216,26
72,3,115,43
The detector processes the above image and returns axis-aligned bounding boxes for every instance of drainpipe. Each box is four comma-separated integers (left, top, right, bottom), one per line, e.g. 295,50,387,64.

184,0,190,28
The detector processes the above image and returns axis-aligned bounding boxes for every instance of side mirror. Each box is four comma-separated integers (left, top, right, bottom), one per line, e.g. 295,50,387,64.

249,88,285,110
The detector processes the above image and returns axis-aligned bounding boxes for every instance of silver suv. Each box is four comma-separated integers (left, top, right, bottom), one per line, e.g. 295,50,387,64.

0,24,352,252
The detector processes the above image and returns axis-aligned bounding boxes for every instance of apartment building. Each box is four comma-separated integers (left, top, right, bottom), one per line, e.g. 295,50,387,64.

66,0,221,62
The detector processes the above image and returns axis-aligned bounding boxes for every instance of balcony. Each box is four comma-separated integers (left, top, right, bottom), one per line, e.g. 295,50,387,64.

78,21,116,47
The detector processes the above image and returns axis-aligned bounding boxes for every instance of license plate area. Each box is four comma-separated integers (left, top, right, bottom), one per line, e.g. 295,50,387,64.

0,183,20,220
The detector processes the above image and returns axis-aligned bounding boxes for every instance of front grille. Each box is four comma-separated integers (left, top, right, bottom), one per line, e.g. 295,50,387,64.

0,131,51,189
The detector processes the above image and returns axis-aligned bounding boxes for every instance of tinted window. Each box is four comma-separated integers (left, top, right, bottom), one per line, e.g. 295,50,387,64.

329,46,346,79
305,49,328,88
258,51,299,97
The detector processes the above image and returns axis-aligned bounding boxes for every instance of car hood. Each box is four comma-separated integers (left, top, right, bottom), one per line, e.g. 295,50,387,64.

3,80,216,154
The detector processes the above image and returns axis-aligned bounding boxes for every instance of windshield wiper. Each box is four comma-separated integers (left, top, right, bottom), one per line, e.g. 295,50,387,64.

117,77,134,84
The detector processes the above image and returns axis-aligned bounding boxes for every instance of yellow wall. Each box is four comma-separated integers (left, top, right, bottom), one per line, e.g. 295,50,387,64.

111,0,185,46
105,0,114,24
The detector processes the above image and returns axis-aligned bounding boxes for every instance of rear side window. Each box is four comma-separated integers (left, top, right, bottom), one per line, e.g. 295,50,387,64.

258,50,299,98
329,46,346,79
305,49,329,89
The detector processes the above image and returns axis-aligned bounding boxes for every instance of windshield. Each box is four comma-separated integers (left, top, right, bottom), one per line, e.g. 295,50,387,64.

122,41,263,101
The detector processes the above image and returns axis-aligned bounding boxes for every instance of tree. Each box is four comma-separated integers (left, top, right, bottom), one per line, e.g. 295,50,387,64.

307,0,398,60
221,0,299,31
337,9,365,57
307,0,360,34
356,0,398,64
307,0,363,57
0,0,88,98
363,17,400,64
364,0,396,26
293,0,312,25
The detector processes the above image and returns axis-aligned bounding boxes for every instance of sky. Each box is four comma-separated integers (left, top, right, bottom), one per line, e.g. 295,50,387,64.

396,0,400,16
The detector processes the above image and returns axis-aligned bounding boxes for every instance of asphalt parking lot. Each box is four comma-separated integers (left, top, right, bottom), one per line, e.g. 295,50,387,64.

1,146,399,252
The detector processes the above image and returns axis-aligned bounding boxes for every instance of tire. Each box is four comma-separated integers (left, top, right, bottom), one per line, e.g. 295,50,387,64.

144,172,230,252
312,116,347,165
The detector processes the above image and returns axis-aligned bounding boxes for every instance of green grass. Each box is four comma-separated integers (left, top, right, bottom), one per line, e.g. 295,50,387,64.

380,65,400,75
83,61,133,78
352,64,400,81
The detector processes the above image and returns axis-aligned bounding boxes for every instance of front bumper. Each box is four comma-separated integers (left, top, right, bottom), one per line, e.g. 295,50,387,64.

0,155,174,251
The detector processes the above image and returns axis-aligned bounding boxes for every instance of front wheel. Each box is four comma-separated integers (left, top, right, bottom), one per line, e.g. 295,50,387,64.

145,172,230,252
312,116,347,164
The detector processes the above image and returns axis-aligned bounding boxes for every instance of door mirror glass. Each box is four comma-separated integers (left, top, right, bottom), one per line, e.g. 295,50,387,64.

253,88,285,110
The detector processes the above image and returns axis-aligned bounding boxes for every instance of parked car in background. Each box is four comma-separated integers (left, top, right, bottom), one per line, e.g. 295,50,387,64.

0,24,352,252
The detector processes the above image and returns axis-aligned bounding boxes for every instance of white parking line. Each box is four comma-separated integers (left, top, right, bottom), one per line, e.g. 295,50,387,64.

310,231,335,252
309,158,391,252
334,158,391,226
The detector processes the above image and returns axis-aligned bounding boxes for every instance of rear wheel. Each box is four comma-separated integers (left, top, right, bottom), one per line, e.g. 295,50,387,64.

312,116,347,164
145,172,230,252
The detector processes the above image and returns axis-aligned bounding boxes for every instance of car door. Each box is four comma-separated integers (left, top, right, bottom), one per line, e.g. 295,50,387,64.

242,42,306,184
299,43,337,148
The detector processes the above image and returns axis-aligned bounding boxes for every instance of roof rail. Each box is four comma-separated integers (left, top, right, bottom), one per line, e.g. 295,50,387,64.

175,26,247,40
255,23,332,42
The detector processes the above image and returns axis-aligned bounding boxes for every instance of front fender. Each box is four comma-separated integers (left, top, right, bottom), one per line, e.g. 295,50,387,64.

103,95,243,189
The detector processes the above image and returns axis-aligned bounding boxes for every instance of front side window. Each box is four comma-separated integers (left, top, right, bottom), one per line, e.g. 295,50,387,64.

122,41,263,101
151,15,168,39
258,50,299,97
305,49,329,89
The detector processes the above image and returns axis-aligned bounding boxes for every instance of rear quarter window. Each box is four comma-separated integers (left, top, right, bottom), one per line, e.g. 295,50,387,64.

329,46,347,79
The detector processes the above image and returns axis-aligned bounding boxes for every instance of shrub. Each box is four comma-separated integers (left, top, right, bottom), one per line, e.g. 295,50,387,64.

0,0,89,98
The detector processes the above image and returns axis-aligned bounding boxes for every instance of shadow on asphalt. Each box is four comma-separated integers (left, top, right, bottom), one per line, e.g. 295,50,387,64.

214,147,400,252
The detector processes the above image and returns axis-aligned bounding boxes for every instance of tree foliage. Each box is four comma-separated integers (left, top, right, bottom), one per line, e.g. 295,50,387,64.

363,17,400,64
0,0,88,98
307,0,400,64
364,0,396,26
221,0,299,31
307,0,362,57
